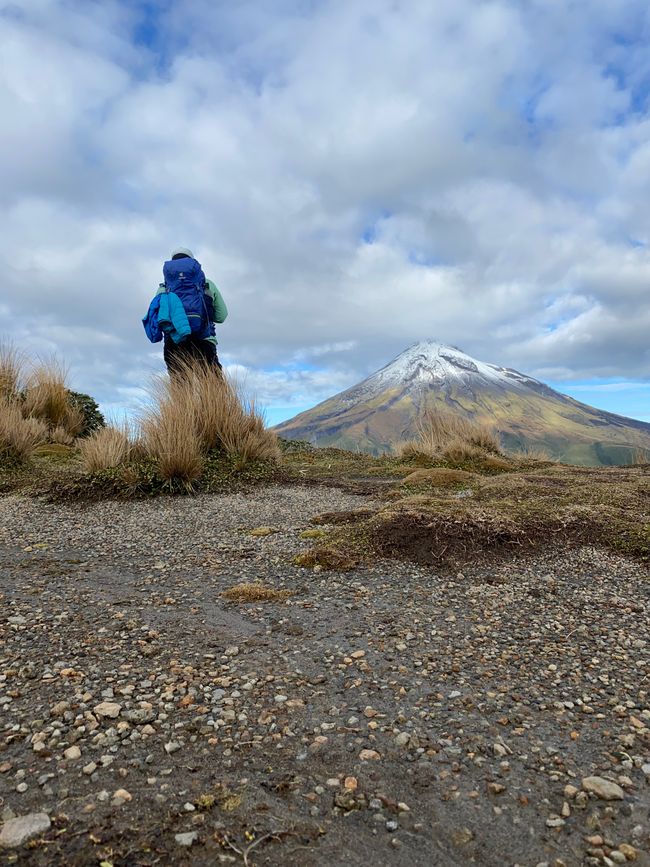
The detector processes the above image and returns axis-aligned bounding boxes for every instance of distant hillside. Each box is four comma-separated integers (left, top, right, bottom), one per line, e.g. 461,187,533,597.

274,341,650,466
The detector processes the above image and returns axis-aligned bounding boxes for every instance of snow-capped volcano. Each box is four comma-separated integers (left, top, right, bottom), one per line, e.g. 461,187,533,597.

275,340,650,466
356,340,546,393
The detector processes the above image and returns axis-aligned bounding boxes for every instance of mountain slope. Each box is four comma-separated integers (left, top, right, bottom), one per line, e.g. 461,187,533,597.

274,341,650,465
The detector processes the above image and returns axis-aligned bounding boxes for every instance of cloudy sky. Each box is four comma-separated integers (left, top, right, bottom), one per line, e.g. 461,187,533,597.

2,0,650,424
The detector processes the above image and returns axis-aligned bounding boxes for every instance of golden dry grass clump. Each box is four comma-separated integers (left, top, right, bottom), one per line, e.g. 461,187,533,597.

0,399,48,462
0,343,24,400
22,363,85,436
0,344,87,463
140,359,280,483
400,409,504,470
221,582,293,603
77,424,135,473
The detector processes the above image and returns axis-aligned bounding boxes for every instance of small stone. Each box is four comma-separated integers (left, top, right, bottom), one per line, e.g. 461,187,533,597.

395,732,410,747
0,813,51,848
94,702,122,719
7,615,27,626
564,784,578,799
351,650,366,659
618,844,637,861
15,783,28,794
610,853,627,865
112,788,132,803
582,776,625,800
344,776,358,791
488,783,506,795
493,743,507,757
359,749,381,761
64,745,81,761
250,527,274,537
82,762,97,775
386,820,398,832
546,816,565,828
224,646,239,657
165,741,181,754
175,832,198,847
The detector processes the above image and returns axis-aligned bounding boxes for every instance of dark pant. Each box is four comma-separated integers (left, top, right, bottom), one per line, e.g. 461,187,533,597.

163,335,222,376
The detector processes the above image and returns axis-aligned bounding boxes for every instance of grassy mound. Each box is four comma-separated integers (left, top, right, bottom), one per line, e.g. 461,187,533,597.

296,462,650,569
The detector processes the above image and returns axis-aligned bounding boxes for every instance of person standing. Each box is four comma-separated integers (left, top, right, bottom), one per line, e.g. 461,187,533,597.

143,247,228,374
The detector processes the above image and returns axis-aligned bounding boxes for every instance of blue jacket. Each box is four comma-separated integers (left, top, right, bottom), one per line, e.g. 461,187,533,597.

142,291,191,344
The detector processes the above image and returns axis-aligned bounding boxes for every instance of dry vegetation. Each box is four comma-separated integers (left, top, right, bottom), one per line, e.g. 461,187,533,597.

0,344,84,463
286,414,649,570
78,424,136,473
221,582,293,603
140,360,281,484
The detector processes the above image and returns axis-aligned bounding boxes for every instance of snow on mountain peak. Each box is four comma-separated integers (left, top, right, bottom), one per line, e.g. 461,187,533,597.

361,339,542,393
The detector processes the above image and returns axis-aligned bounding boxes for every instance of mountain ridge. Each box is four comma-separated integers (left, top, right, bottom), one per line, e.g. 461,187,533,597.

274,340,650,465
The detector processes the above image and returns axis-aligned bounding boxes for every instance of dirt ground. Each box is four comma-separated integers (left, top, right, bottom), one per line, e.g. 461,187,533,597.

0,485,649,866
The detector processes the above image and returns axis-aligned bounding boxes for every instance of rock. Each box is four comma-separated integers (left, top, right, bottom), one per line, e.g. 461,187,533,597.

359,749,381,761
64,745,81,761
7,615,27,626
344,776,358,791
395,732,410,747
112,788,132,803
546,816,565,828
94,702,122,719
618,844,637,861
564,784,578,799
175,832,198,847
165,741,181,754
0,813,51,848
488,783,506,795
386,820,398,832
582,776,625,801
250,527,274,537
82,762,97,775
493,743,507,757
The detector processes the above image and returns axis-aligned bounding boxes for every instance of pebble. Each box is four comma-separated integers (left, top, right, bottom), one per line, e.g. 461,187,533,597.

175,832,198,846
581,776,625,801
359,749,381,761
0,813,51,848
64,745,81,760
94,702,122,719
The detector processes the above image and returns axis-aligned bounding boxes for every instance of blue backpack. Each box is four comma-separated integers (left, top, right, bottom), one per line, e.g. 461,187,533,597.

162,257,215,340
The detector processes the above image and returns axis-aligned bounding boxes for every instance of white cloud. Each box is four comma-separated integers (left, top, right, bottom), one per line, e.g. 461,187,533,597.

1,0,649,417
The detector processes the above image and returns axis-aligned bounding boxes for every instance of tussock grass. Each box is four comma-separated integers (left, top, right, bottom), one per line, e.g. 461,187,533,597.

0,343,25,400
22,362,85,437
400,411,503,472
78,424,136,473
141,360,280,484
50,426,76,446
0,399,48,462
221,582,293,603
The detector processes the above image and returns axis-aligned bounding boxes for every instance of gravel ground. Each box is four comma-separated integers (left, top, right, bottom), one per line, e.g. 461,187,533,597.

0,485,648,866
